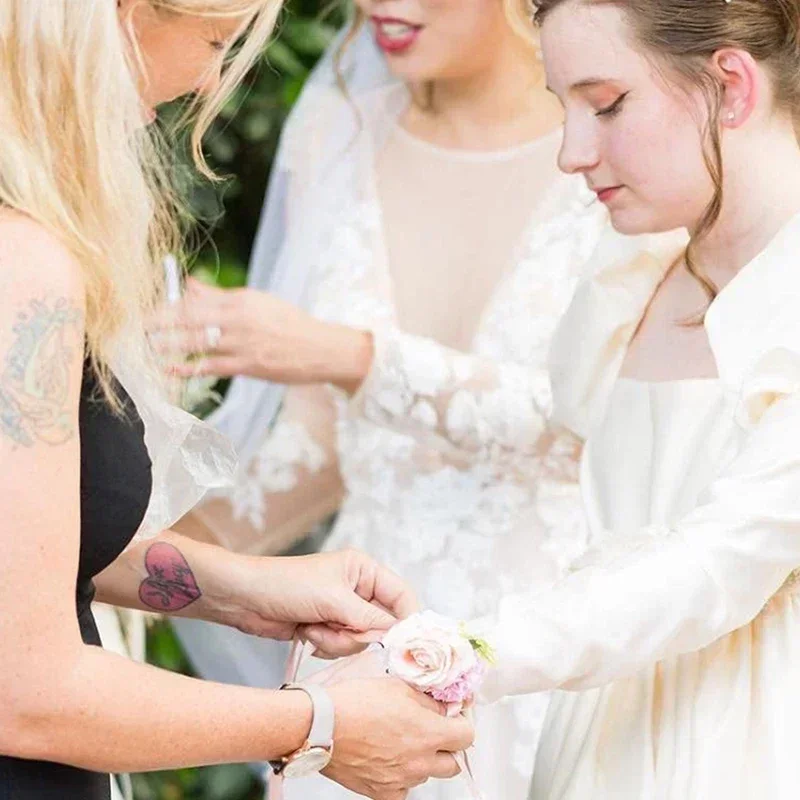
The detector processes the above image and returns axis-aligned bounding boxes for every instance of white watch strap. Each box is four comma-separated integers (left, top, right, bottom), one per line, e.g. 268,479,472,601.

282,682,335,748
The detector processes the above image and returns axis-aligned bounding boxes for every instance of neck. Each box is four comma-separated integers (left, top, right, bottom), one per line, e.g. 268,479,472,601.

405,36,560,149
690,126,800,290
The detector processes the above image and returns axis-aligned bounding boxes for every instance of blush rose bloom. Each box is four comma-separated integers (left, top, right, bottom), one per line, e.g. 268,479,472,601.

382,611,479,693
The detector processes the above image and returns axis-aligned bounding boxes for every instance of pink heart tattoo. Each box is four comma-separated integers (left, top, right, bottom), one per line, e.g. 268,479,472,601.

139,542,202,612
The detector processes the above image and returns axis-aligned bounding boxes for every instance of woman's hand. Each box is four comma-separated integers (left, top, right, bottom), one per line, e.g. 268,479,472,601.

325,678,472,799
305,648,389,685
209,548,420,658
151,278,373,393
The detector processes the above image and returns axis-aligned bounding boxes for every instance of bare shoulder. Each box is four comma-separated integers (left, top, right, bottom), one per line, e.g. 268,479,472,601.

0,209,86,448
0,208,85,300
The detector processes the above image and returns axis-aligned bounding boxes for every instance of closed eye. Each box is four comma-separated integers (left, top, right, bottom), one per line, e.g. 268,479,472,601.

209,40,226,52
596,92,629,118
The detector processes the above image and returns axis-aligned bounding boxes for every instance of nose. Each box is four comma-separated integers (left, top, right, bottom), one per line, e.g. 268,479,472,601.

558,113,601,176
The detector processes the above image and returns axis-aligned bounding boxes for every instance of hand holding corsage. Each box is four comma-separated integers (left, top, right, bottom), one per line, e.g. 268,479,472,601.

381,611,496,798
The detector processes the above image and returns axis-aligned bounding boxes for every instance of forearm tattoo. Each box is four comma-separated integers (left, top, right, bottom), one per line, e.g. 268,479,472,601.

0,297,83,447
139,542,202,612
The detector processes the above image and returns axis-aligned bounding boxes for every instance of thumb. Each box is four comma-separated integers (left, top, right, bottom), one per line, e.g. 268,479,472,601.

334,592,397,634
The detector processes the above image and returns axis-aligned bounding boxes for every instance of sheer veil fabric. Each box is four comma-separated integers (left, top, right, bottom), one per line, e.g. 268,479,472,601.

205,27,394,466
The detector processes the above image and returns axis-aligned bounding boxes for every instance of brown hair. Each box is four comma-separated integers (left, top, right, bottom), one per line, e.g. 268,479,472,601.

534,0,800,307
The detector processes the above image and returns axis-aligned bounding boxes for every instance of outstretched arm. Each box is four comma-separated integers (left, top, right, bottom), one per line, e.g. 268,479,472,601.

95,534,419,657
474,388,800,701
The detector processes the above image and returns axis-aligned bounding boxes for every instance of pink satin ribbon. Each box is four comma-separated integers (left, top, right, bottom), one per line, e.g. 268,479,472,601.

266,639,485,800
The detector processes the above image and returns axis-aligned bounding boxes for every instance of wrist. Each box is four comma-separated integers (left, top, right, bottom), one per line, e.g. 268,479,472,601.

269,687,314,760
270,682,336,777
313,322,374,394
191,548,270,627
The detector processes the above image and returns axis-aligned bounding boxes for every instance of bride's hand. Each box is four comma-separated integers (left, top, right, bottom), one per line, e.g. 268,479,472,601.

149,277,373,393
304,648,390,687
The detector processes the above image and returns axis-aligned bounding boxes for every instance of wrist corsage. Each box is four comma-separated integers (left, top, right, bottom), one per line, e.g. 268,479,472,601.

381,611,496,798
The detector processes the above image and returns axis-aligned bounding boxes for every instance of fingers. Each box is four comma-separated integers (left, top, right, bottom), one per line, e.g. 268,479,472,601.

413,690,449,717
331,578,399,635
153,327,223,356
371,564,421,620
151,281,226,331
427,753,462,780
300,623,371,659
168,356,243,379
434,713,475,753
346,551,420,623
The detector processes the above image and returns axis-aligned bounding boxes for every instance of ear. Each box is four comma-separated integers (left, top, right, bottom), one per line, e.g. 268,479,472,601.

709,48,760,129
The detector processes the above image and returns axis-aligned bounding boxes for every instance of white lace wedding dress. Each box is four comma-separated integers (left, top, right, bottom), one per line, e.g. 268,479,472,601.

187,83,642,799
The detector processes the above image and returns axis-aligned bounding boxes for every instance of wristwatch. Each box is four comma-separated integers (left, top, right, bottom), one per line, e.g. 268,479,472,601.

269,682,336,779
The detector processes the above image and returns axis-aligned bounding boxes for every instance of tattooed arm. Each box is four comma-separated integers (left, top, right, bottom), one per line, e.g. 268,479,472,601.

94,529,418,651
0,215,472,790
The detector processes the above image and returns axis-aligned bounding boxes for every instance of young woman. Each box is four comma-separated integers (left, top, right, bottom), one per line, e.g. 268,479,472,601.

0,3,474,799
156,1,677,793
463,0,800,797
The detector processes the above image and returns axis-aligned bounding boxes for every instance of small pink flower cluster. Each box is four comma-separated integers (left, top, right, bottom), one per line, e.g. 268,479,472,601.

429,662,487,704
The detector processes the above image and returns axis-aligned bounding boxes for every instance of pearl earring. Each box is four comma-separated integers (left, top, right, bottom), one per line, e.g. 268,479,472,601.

727,111,735,122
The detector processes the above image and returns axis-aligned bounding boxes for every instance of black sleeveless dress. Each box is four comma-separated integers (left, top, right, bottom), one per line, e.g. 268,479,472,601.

0,364,153,800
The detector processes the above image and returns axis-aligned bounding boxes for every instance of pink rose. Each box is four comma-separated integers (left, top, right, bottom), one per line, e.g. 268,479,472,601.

382,611,478,693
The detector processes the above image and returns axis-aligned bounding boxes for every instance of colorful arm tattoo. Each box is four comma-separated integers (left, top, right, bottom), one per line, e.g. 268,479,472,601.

0,297,83,447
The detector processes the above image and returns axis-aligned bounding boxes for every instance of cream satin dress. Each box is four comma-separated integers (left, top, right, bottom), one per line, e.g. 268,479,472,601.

475,213,800,799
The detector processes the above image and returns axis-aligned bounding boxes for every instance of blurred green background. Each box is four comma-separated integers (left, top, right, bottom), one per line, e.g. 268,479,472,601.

133,3,345,798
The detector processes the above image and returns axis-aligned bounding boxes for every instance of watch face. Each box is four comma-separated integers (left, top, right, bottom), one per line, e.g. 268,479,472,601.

283,747,332,778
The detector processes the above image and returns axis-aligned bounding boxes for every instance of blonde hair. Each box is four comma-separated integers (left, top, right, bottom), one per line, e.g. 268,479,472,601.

0,0,281,404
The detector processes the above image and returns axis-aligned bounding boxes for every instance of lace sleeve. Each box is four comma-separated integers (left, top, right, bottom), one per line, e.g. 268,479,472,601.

348,223,660,465
350,326,553,465
474,388,800,701
177,384,344,556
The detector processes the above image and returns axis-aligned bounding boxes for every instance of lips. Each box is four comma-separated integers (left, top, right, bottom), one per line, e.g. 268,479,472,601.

371,16,422,54
593,185,623,204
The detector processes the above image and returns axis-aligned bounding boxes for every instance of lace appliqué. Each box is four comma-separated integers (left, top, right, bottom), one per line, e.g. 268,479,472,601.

230,420,328,529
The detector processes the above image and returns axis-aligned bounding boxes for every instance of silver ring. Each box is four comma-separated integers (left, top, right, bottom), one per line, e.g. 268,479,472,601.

204,324,222,350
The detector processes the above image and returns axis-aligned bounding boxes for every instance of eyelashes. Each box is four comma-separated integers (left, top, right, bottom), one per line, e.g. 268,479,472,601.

209,40,226,52
596,92,630,118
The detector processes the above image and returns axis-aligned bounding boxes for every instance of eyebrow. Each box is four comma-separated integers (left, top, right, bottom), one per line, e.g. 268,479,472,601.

546,78,614,93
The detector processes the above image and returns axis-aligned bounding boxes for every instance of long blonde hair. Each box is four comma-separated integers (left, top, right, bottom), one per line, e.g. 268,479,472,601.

0,0,281,403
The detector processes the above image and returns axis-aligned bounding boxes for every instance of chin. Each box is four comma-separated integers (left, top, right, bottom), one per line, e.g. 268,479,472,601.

607,206,676,237
384,50,457,86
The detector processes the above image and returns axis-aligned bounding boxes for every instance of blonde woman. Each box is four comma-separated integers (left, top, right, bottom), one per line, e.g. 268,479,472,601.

0,3,475,799
161,2,664,798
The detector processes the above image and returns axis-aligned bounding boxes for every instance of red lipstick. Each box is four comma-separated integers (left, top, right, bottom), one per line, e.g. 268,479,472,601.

371,16,423,54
